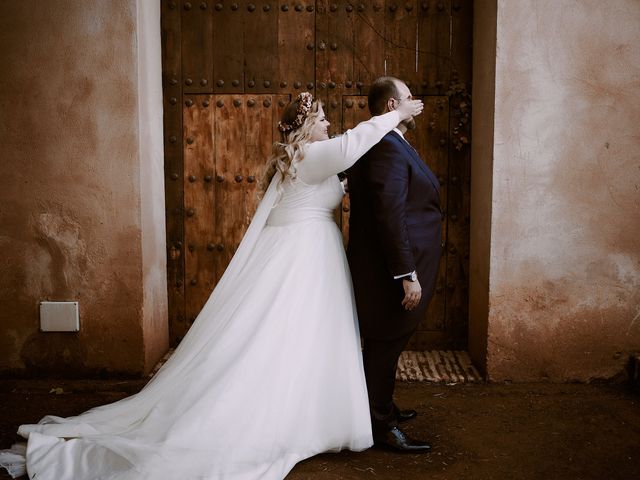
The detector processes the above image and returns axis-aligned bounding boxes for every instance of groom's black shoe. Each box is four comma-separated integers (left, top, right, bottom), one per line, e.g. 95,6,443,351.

374,426,431,453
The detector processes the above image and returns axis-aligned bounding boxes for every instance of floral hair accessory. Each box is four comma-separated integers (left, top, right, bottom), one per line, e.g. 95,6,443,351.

278,92,314,133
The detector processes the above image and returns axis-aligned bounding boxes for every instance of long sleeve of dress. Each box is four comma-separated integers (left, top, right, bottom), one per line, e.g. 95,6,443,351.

297,110,401,184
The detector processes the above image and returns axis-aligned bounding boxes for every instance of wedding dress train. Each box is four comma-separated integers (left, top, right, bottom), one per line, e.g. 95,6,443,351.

0,110,402,480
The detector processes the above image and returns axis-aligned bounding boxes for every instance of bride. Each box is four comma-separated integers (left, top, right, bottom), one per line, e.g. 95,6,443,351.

0,92,423,480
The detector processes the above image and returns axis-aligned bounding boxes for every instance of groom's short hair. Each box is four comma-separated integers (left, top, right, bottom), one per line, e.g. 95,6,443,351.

368,77,401,116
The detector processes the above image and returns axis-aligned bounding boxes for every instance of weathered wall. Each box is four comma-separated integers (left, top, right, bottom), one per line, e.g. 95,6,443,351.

485,0,640,380
136,1,170,372
0,1,168,376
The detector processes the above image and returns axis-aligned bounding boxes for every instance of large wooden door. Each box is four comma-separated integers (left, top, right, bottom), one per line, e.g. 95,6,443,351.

161,0,472,349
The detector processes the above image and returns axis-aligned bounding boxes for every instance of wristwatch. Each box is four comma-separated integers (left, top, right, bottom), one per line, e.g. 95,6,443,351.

407,271,418,282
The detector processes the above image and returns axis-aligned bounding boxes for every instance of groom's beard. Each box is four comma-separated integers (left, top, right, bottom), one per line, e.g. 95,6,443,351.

402,117,416,130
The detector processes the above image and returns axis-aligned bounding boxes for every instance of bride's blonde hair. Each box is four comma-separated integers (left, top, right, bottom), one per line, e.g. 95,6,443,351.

260,96,322,194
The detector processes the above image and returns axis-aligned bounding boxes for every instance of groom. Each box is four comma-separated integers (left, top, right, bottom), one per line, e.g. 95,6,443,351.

347,77,442,452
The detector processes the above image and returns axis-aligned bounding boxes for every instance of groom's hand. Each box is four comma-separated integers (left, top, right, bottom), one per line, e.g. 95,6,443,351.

401,278,422,311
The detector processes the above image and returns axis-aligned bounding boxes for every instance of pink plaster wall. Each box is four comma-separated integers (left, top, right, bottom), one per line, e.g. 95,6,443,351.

487,0,640,381
0,1,168,376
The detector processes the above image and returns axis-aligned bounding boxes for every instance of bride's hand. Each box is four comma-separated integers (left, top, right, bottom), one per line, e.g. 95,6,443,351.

396,98,424,121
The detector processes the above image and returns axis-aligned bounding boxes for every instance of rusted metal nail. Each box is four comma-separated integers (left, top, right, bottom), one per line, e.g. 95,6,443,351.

345,99,354,108
294,81,301,88
186,208,195,216
207,242,215,251
231,3,239,10
190,278,197,285
188,243,196,251
248,80,256,87
184,2,192,10
232,79,240,87
170,77,178,86
169,97,177,105
389,4,397,12
188,175,197,182
170,172,179,180
216,99,224,107
329,81,336,89
186,136,194,144
169,135,177,143
185,99,194,107
280,81,288,88
202,100,210,107
346,4,353,12
307,82,314,89
200,2,207,10
185,78,193,86
215,3,223,10
263,4,271,11
204,174,212,182
356,81,363,88
263,80,271,88
233,98,242,107
281,4,289,11
247,175,256,183
263,99,271,107
358,99,366,108
247,99,255,107
330,4,338,12
345,80,352,88
216,174,225,182
295,4,303,12
247,3,255,12
235,175,243,182
217,79,224,87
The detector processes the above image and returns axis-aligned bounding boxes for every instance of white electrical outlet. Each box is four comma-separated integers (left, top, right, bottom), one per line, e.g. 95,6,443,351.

40,301,80,332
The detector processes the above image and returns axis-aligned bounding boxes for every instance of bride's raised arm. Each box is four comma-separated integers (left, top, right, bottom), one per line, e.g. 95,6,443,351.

297,110,401,185
297,95,423,185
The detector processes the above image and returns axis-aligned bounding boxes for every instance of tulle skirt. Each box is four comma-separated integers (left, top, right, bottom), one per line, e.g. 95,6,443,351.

4,216,373,479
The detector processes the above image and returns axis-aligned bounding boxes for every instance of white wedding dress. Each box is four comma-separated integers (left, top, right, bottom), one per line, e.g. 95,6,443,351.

0,110,401,480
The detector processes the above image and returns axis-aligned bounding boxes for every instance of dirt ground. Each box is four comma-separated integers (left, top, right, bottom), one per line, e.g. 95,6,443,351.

1,379,638,480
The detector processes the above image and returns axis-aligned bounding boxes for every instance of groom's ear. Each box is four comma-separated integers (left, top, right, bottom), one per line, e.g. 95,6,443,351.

386,97,395,113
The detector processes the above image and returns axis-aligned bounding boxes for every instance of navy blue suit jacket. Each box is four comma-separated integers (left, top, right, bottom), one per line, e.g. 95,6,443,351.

347,130,442,340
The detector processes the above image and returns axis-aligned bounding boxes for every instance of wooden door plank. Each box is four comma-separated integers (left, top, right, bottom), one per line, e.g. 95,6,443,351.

181,0,214,93
316,0,355,92
244,1,278,93
444,0,472,347
353,1,386,89
278,0,315,95
418,0,451,95
183,96,216,327
244,95,274,221
384,0,419,90
213,95,246,283
212,1,244,93
161,0,186,344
